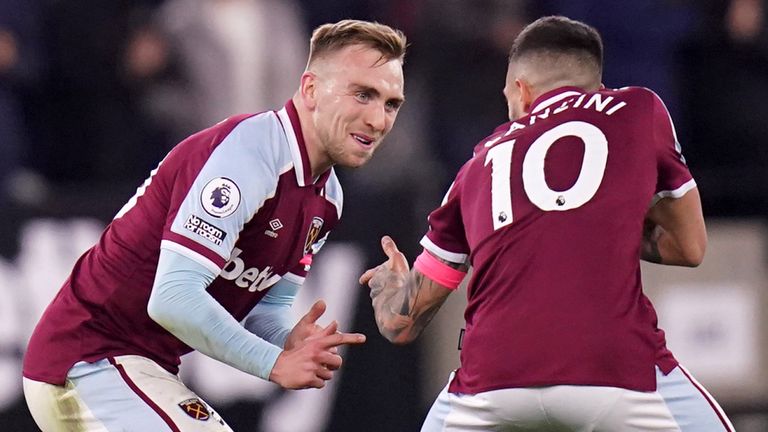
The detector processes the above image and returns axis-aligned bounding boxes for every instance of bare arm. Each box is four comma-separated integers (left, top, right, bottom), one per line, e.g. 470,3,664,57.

641,187,707,267
359,236,467,344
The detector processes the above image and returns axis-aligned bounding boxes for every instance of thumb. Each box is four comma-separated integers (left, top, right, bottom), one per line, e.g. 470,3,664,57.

381,236,409,272
300,299,326,324
381,235,400,257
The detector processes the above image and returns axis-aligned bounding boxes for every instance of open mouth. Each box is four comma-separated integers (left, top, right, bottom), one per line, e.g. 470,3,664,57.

351,133,374,147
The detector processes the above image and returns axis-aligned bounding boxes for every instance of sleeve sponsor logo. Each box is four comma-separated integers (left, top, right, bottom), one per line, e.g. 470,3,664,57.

184,214,227,246
201,177,241,218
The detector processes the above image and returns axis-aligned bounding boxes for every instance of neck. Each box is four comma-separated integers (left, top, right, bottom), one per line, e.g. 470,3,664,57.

291,93,332,179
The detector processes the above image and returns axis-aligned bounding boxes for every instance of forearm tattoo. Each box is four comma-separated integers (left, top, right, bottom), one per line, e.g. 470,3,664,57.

369,268,449,343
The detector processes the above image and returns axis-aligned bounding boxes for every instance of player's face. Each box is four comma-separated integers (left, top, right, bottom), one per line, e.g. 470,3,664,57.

309,45,404,169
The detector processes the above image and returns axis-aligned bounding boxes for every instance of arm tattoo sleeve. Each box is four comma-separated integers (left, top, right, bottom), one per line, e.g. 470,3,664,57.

369,260,458,343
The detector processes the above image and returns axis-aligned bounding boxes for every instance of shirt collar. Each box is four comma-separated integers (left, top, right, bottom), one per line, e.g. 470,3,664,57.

275,100,331,189
529,86,584,114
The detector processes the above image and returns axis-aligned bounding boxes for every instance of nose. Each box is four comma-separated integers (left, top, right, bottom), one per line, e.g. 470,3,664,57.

364,104,387,133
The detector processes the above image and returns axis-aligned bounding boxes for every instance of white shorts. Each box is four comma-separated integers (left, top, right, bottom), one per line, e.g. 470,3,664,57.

23,355,233,432
422,366,734,432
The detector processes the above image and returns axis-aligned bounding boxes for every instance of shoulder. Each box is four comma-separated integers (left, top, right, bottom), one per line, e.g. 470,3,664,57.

603,86,664,109
223,112,289,161
610,87,674,129
207,112,293,179
471,122,512,156
167,112,292,199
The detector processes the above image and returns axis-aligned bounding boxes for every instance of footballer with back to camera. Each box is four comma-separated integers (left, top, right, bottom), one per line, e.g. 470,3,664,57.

361,15,735,432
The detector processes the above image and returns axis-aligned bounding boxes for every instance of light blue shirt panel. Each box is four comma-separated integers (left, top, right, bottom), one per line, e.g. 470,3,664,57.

242,277,301,348
149,247,282,380
169,113,292,262
323,169,344,221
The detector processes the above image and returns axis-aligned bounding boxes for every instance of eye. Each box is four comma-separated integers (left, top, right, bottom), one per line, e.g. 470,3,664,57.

385,100,402,113
355,91,371,103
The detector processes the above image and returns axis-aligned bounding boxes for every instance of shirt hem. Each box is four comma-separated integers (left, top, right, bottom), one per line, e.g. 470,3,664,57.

448,359,679,395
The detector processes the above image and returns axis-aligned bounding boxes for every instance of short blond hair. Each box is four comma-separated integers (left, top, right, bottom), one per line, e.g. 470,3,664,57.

307,20,407,67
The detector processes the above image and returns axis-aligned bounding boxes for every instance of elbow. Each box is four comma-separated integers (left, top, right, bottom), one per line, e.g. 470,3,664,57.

387,332,416,345
379,322,417,345
147,294,170,327
682,250,705,267
681,238,707,267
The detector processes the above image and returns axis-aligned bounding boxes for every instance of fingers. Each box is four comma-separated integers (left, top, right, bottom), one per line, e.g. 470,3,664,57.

359,236,411,286
359,268,377,285
304,320,341,342
303,344,347,388
306,377,326,389
309,364,335,387
306,320,337,340
322,320,338,335
316,367,333,381
316,331,366,349
272,334,357,390
299,299,326,325
318,351,342,370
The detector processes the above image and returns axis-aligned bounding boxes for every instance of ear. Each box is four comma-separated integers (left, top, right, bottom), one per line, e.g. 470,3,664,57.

515,78,534,114
299,71,318,110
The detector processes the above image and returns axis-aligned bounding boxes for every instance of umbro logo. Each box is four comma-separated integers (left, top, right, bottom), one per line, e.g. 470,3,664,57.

265,218,283,238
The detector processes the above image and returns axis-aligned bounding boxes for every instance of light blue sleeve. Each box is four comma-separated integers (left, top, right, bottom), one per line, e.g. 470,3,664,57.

242,278,300,348
147,248,282,380
168,115,284,267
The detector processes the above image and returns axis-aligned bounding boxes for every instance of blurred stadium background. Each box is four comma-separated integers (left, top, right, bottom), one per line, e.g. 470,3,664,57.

1,0,766,431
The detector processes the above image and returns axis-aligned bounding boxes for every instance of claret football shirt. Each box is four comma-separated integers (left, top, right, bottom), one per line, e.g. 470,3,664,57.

24,101,343,384
421,86,694,394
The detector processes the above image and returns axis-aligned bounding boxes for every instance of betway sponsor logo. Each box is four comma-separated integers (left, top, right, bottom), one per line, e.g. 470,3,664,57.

219,247,280,292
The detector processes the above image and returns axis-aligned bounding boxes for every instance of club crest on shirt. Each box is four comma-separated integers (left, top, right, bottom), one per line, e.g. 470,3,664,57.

303,217,324,254
178,398,210,421
201,177,241,218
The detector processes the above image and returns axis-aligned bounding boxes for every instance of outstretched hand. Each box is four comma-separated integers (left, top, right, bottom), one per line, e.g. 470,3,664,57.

270,302,366,390
358,236,416,341
359,236,410,299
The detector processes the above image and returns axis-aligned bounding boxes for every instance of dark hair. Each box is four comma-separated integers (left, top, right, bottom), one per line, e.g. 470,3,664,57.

308,20,407,66
509,16,602,70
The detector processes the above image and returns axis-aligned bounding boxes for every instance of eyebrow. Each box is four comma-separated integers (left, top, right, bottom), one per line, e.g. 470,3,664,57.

351,84,405,106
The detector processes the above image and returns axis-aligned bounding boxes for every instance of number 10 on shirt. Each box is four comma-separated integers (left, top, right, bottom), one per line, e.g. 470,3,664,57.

484,121,609,231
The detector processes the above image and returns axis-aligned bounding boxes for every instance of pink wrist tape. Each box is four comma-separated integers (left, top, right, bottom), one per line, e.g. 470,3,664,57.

414,250,466,290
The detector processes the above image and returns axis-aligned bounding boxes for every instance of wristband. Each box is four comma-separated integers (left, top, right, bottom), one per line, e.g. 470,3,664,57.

413,250,466,290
